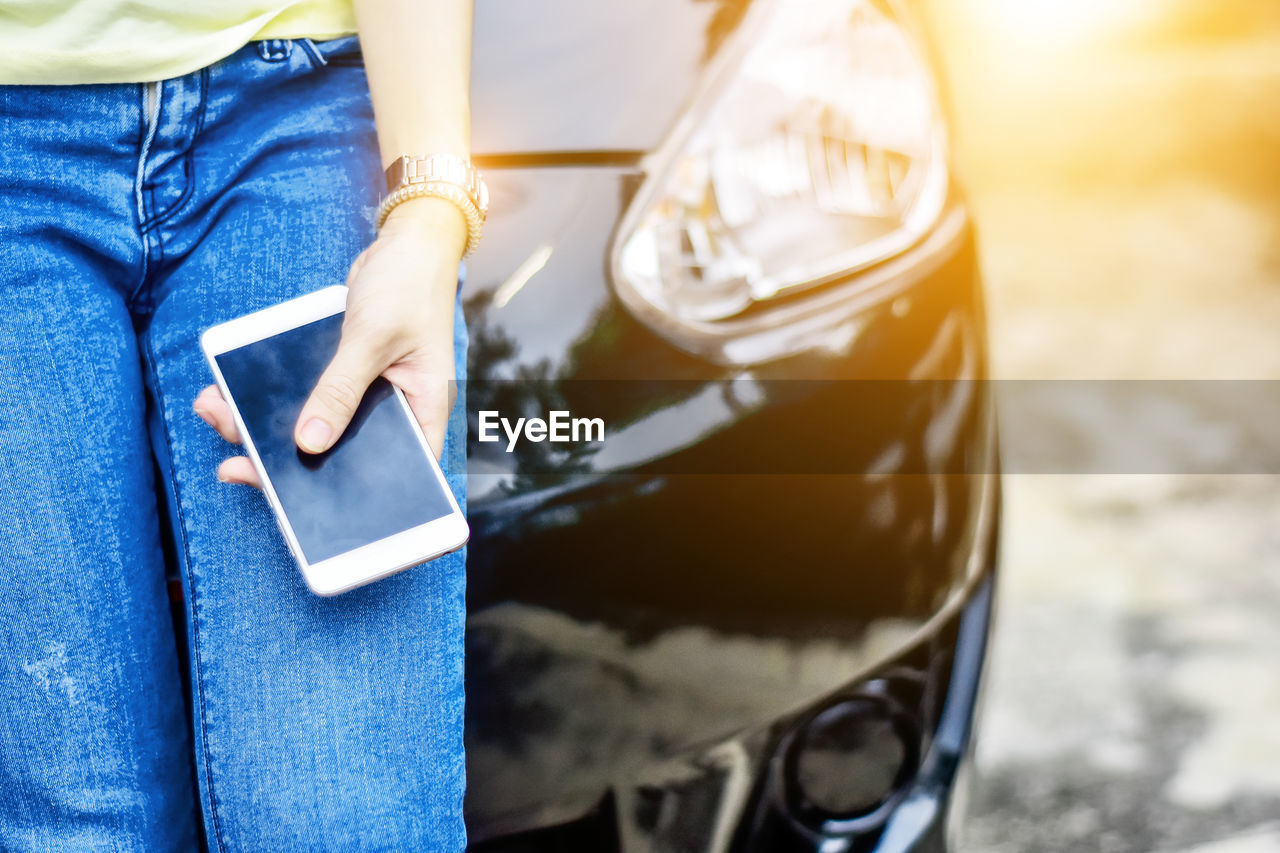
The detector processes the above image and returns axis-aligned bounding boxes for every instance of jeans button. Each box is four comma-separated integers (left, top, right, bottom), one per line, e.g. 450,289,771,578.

257,39,292,62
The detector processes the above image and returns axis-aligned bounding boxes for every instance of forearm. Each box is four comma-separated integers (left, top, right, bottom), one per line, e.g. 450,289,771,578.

353,0,474,259
353,0,473,167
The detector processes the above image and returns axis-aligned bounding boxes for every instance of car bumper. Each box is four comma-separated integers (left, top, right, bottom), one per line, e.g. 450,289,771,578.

469,540,997,852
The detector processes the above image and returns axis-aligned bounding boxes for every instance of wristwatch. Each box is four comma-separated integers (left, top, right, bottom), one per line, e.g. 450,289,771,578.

378,153,490,256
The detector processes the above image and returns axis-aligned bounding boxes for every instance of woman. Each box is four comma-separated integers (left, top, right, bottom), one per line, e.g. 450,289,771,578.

0,0,478,848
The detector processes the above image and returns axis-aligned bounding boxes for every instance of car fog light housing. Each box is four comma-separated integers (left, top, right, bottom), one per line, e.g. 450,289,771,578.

612,0,948,338
782,694,921,832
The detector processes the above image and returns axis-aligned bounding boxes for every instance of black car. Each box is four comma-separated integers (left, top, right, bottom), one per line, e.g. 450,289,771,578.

463,0,999,849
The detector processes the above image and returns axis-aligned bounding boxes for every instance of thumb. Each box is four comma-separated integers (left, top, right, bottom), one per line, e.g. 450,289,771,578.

295,337,384,454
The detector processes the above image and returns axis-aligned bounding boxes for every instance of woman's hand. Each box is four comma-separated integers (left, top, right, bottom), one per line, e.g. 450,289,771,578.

194,196,467,488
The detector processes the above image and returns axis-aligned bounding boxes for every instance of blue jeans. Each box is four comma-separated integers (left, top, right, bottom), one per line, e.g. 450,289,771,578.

0,37,467,851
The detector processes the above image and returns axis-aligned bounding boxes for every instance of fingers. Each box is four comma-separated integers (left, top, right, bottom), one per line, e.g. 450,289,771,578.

294,333,386,454
383,351,456,463
194,387,260,488
194,385,242,444
216,456,261,488
400,383,451,462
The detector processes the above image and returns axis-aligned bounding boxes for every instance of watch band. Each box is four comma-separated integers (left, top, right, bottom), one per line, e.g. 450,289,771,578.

384,153,489,219
379,153,489,256
376,182,485,256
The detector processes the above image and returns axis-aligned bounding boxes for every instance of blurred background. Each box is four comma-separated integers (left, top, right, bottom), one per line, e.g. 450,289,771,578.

922,0,1280,850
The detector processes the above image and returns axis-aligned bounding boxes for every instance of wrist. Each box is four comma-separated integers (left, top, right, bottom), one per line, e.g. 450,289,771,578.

381,195,468,260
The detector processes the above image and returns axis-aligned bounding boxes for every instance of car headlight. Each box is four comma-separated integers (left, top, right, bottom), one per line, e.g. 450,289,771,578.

611,0,948,339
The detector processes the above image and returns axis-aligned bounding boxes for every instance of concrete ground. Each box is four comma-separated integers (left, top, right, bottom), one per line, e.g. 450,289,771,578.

924,2,1280,850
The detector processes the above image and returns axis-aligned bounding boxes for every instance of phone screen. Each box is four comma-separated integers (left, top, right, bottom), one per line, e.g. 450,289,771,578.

214,312,454,563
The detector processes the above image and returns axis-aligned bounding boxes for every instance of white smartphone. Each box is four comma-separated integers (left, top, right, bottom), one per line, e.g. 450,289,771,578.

200,285,469,596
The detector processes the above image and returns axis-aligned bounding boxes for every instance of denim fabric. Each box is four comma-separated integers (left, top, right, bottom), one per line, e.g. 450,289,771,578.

0,36,467,851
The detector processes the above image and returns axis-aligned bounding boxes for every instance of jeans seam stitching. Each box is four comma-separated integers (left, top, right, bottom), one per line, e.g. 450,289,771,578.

144,67,209,234
144,332,229,853
132,82,161,303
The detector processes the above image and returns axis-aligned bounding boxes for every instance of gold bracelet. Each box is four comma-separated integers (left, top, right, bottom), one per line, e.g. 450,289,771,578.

375,181,485,257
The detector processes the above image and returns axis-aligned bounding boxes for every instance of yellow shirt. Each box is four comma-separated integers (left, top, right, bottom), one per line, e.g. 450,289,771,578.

0,1,356,84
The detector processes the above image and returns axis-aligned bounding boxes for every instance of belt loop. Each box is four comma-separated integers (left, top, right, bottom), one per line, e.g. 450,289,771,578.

256,39,293,62
297,38,328,67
